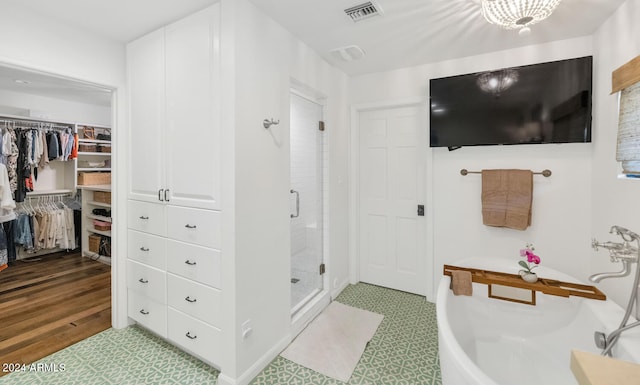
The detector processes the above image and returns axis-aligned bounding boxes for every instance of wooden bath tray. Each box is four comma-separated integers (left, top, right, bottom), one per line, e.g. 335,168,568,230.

444,265,606,305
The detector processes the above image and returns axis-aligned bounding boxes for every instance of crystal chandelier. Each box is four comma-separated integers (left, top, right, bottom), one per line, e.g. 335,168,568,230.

476,69,519,97
481,0,563,35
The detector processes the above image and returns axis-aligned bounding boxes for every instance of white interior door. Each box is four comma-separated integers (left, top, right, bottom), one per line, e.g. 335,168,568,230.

359,105,427,295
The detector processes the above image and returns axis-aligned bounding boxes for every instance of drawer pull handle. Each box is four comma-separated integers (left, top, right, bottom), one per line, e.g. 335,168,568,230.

138,278,149,284
140,247,150,252
186,332,197,340
140,309,149,315
185,260,197,266
185,296,197,303
185,224,197,229
139,216,149,220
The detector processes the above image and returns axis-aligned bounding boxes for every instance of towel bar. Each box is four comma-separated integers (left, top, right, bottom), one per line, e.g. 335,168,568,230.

460,169,552,177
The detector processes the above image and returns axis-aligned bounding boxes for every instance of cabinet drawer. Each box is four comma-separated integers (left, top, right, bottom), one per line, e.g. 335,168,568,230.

168,308,221,365
127,260,166,303
128,230,166,270
128,290,167,338
166,239,221,288
167,274,221,327
128,200,166,236
167,206,220,248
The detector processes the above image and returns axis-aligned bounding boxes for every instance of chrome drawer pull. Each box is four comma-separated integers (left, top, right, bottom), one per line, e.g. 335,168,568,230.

140,247,150,252
140,309,149,315
185,260,197,266
139,216,149,220
185,224,197,229
185,296,197,303
138,278,149,284
186,332,197,340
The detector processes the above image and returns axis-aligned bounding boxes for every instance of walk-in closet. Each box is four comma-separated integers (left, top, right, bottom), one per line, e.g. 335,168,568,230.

0,65,114,371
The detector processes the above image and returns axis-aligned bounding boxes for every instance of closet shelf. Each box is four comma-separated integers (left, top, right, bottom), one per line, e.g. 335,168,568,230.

88,228,111,237
78,152,111,156
77,185,111,192
26,189,74,196
82,251,112,265
78,139,111,144
77,167,111,172
87,214,112,223
88,200,111,208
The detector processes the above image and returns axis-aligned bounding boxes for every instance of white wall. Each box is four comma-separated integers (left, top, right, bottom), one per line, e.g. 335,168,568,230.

350,36,596,300
0,2,127,329
0,89,111,126
223,0,349,381
591,0,640,308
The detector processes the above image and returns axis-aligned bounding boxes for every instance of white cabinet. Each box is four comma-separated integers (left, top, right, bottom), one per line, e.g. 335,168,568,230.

126,3,223,371
127,29,165,204
127,5,220,211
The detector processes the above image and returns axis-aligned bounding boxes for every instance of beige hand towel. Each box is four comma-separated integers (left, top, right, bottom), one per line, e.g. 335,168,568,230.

450,270,472,296
481,169,533,230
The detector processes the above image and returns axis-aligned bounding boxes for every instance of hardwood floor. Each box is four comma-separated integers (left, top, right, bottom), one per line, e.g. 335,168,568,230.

0,252,111,376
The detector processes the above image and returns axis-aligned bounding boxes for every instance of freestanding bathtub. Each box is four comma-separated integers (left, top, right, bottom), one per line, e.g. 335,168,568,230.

436,258,640,385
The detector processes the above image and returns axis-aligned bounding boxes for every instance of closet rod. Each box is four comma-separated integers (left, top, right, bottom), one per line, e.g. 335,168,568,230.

460,169,552,177
0,120,72,131
0,118,73,131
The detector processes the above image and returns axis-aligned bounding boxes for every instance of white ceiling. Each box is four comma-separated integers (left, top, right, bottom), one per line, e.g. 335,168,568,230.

249,0,626,76
4,0,218,43
0,0,627,107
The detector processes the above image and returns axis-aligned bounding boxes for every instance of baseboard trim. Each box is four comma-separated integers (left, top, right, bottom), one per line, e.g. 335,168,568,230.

291,290,331,338
331,278,350,300
218,334,291,385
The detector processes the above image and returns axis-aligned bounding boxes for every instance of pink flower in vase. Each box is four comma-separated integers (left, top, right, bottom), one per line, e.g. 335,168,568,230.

518,243,541,274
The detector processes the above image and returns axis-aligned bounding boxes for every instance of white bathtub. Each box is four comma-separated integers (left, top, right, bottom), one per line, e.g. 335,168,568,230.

436,258,640,385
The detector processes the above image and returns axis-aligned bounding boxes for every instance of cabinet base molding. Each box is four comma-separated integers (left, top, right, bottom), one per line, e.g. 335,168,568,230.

217,334,291,385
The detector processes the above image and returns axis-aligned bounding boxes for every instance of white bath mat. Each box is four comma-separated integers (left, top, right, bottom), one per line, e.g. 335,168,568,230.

281,301,384,382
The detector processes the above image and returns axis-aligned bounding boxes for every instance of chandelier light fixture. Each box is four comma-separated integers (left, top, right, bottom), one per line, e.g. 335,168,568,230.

481,0,563,35
476,69,519,97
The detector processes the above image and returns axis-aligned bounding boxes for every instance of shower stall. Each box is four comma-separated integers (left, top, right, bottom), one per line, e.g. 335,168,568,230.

289,92,326,313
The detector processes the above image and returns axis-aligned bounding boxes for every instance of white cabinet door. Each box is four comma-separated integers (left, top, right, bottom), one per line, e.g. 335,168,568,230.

127,28,166,203
164,5,221,210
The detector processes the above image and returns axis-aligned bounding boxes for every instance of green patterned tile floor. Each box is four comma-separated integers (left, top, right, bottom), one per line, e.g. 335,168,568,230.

0,283,441,385
252,283,441,385
0,326,219,385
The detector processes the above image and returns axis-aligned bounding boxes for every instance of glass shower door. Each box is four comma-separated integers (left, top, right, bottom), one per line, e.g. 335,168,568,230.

290,92,324,313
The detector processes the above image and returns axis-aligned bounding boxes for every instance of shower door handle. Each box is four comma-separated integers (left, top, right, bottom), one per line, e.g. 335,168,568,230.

290,189,300,218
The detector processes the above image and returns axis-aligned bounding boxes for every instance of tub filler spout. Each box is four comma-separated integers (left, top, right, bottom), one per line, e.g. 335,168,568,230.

588,260,632,283
591,225,640,356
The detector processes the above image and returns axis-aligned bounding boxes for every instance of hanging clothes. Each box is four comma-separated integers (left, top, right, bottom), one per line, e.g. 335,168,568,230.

15,197,77,253
0,163,16,272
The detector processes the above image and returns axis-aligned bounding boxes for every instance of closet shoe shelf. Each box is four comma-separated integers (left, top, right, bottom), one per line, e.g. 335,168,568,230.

88,200,111,208
78,139,111,145
88,228,111,237
87,214,112,223
77,167,111,172
78,152,110,156
443,265,606,305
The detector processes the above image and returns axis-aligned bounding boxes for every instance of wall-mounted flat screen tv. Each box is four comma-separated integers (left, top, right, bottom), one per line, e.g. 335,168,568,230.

429,56,593,149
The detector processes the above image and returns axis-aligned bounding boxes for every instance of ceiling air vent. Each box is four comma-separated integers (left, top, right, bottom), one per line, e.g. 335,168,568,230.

329,45,366,62
344,1,384,22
